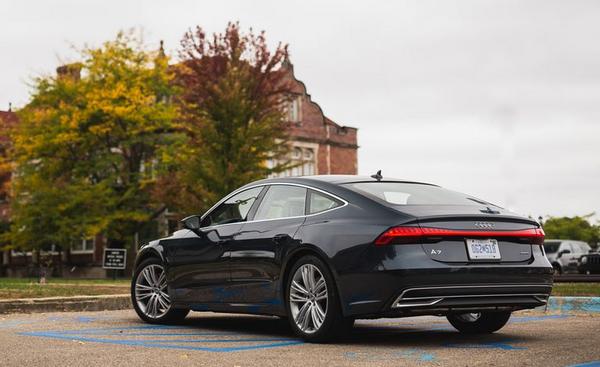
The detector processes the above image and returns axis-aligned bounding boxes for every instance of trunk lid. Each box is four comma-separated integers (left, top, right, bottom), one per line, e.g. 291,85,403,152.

399,205,540,264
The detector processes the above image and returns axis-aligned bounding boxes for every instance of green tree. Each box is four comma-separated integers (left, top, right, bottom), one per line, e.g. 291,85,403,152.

8,31,180,252
542,214,600,247
156,22,293,214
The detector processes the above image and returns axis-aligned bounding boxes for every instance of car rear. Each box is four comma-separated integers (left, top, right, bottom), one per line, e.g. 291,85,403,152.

578,253,600,274
338,181,554,318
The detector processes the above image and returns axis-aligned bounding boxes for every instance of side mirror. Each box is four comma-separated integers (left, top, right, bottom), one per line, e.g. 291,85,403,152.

558,249,571,258
181,215,201,231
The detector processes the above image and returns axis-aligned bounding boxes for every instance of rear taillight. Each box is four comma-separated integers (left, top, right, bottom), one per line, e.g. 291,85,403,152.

374,226,545,246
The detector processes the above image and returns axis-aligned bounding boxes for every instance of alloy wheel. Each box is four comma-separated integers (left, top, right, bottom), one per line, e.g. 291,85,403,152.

456,312,481,323
289,264,328,334
135,264,171,319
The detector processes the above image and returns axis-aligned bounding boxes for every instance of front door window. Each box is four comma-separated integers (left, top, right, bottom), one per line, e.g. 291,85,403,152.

201,187,263,227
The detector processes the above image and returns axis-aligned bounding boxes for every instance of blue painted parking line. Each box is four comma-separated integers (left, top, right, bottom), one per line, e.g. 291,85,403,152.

0,320,31,329
547,297,600,313
345,349,438,363
444,339,527,350
19,324,305,352
566,362,600,367
13,312,580,354
509,314,571,323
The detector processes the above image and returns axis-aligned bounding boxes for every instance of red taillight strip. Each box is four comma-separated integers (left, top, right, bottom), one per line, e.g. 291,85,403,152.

375,226,545,246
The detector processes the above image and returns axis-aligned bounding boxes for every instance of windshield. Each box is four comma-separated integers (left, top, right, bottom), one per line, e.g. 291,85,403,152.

543,241,561,254
344,182,499,207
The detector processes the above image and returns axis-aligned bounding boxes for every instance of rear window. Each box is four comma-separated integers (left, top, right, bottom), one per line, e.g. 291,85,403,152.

343,182,497,206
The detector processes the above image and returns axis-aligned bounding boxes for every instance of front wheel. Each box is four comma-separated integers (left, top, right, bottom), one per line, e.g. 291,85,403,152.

131,258,189,324
447,311,511,334
285,255,350,342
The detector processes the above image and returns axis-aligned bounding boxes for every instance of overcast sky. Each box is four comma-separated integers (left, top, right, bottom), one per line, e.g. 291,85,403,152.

2,0,599,221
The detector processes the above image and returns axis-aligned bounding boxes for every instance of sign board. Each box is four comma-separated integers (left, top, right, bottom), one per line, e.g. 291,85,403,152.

103,248,127,270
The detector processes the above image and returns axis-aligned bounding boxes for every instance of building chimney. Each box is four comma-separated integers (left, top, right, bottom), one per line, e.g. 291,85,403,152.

281,53,294,72
56,63,82,81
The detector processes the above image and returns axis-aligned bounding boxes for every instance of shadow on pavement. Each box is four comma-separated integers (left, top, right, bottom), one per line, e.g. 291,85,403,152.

164,314,539,348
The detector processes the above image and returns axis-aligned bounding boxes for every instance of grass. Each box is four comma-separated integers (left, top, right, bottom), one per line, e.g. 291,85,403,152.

0,277,598,299
551,283,600,297
0,277,129,285
0,277,129,299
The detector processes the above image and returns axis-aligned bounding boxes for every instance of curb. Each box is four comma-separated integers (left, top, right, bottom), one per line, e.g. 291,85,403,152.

0,294,130,314
546,296,600,313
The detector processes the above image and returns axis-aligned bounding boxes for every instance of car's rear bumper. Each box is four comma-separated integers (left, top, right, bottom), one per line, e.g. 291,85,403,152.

335,244,554,318
385,283,550,315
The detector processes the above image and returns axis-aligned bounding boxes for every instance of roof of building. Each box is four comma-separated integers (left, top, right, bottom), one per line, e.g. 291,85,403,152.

0,110,17,144
0,110,18,125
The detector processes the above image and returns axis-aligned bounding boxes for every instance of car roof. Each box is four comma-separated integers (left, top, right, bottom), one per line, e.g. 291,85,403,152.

247,175,438,187
544,239,590,245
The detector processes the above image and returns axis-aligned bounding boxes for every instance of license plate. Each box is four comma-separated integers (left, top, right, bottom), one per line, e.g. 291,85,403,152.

466,239,501,260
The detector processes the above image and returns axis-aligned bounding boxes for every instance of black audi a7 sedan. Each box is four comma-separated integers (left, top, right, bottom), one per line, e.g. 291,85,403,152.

131,175,553,342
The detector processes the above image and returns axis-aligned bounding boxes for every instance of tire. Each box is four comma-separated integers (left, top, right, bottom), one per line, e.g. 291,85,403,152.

552,263,562,275
285,255,349,342
447,311,512,334
131,257,189,324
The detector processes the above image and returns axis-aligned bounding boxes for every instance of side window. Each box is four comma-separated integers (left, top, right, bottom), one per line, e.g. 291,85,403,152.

577,242,590,254
254,185,307,220
562,243,573,253
308,190,343,214
201,187,263,227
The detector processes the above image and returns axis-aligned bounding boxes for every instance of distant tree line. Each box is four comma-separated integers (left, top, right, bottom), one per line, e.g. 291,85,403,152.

0,23,294,253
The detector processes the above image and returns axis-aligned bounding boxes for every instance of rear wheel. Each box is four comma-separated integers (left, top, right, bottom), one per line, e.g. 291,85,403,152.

131,258,189,324
552,263,562,274
447,311,511,334
285,255,350,342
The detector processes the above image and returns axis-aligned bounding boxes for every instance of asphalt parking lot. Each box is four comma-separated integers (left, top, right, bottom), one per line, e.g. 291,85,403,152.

0,309,599,367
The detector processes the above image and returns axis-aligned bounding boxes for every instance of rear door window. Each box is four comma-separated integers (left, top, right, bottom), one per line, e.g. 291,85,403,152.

561,243,574,253
254,185,307,220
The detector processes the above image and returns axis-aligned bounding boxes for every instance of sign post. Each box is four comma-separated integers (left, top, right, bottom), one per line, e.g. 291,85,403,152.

102,248,127,280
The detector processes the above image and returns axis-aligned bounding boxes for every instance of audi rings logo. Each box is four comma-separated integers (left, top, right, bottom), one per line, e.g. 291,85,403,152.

474,221,495,229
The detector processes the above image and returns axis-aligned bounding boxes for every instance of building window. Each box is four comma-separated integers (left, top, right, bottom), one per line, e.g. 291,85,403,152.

292,147,302,160
71,238,95,253
288,96,302,123
270,145,317,178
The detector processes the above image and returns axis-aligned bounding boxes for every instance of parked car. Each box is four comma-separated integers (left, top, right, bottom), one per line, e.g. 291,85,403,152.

131,175,553,342
543,239,591,274
578,252,600,274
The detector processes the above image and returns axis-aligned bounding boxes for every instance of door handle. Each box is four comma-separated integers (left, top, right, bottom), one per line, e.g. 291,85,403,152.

217,232,240,245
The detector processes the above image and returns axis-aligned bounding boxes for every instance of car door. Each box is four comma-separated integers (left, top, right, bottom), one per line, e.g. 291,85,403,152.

164,186,264,304
571,242,589,270
227,184,308,304
560,242,576,272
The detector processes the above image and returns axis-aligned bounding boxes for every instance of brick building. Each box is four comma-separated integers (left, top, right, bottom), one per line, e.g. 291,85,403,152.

272,58,358,177
0,58,358,278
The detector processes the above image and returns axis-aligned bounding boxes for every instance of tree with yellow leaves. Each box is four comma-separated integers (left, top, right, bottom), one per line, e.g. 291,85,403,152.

9,31,181,252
